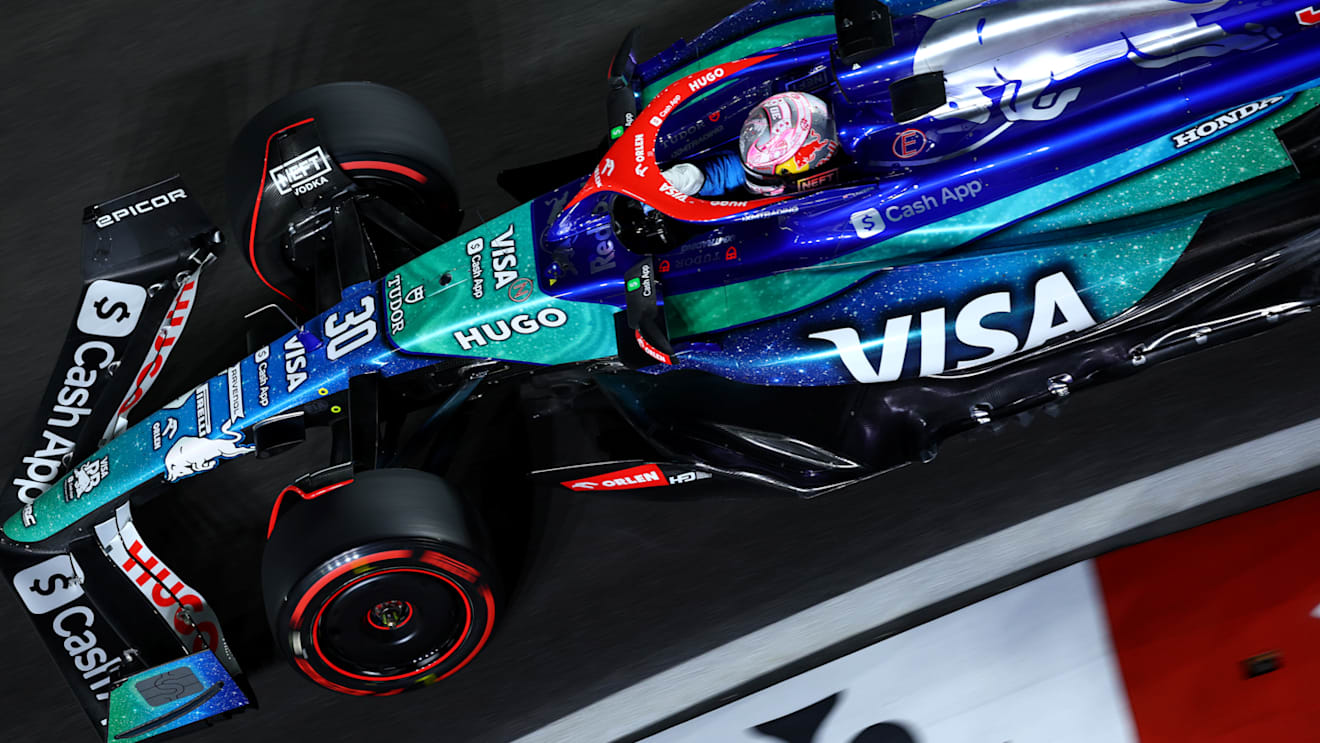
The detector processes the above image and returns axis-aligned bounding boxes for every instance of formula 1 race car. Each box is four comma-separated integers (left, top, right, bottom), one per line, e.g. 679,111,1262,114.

4,0,1320,739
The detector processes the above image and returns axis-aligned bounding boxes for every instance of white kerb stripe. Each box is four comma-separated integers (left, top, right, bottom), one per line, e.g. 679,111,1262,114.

516,417,1320,743
645,563,1137,743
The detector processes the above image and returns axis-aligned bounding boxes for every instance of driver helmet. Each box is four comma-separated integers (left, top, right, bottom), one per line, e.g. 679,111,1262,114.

738,92,839,196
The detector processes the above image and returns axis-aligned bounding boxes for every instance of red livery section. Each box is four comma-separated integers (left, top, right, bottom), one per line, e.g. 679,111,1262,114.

115,276,200,419
1097,492,1320,742
565,55,794,222
561,464,668,491
647,491,1320,742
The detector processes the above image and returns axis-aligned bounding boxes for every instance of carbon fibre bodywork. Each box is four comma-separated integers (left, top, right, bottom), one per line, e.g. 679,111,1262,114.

5,0,1320,739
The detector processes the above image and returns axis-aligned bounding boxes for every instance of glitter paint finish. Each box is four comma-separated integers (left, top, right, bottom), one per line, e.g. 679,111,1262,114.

655,213,1202,386
4,282,435,542
385,203,620,362
107,651,249,743
542,2,1320,344
10,0,1320,544
9,9,1320,743
660,86,1320,339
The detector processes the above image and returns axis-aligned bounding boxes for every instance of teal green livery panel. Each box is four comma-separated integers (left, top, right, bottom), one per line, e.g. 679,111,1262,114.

385,205,618,365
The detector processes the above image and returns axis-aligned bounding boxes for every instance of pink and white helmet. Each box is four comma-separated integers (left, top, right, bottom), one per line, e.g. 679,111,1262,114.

738,92,839,195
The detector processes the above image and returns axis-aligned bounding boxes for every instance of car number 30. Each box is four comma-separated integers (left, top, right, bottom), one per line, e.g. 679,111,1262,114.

324,296,379,361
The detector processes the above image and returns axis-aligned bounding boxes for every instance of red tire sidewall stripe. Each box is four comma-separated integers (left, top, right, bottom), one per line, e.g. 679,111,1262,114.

287,547,495,694
419,549,479,582
340,159,429,184
310,567,473,683
290,548,412,625
295,656,372,696
437,583,496,681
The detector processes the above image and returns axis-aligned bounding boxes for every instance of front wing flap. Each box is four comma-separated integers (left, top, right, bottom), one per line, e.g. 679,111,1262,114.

4,176,219,531
107,651,249,743
2,522,245,740
1,179,243,739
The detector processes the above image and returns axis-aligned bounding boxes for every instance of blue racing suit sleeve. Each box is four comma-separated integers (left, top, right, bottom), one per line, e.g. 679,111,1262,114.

697,150,746,198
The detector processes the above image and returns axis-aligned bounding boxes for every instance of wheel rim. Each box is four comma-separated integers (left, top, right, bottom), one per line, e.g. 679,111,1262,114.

312,567,472,682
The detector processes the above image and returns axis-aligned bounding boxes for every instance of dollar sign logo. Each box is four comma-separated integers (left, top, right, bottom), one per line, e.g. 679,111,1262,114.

30,573,73,597
94,297,131,323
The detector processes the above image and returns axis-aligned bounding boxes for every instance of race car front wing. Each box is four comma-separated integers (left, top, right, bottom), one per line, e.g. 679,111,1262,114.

0,179,249,740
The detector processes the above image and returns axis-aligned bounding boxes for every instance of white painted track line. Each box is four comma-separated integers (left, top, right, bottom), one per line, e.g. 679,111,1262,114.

516,417,1320,743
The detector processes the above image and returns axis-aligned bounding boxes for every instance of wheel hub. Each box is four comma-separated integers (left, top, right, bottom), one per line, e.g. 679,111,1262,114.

367,599,413,630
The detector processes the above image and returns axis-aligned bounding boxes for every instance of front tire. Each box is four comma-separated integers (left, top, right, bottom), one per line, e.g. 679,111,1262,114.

262,469,499,695
226,82,463,303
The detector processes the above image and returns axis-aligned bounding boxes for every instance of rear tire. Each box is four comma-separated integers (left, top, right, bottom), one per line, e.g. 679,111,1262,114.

262,469,499,695
226,82,463,302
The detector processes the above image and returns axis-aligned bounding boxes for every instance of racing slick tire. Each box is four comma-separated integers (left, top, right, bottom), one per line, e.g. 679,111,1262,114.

226,82,463,303
262,468,499,695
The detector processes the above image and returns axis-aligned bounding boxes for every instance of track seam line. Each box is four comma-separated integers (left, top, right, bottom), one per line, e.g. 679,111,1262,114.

516,417,1320,743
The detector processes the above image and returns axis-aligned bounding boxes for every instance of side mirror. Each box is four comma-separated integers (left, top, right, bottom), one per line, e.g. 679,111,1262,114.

607,27,642,141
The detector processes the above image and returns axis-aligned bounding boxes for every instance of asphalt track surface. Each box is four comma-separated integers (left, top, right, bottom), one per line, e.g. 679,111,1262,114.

1,3,1318,742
